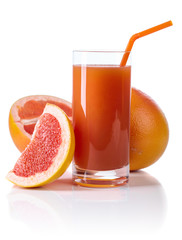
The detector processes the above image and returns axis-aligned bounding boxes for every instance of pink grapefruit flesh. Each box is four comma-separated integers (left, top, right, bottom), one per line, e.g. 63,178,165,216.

7,103,75,188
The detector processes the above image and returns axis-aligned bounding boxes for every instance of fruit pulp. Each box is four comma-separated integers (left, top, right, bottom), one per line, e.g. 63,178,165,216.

73,65,131,171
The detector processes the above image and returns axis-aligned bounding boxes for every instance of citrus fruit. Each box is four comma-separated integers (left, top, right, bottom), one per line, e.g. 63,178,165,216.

130,88,169,171
7,104,75,188
9,95,72,152
9,90,169,172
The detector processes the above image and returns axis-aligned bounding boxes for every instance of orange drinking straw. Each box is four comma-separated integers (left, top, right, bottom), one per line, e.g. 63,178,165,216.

120,20,173,66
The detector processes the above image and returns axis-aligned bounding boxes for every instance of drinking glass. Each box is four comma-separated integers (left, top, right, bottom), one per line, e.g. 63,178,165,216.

72,50,131,187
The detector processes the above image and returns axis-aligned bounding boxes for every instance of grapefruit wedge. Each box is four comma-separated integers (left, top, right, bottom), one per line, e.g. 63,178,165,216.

9,95,72,152
7,104,75,188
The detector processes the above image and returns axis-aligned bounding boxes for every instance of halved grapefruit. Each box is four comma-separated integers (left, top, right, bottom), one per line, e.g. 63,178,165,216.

9,95,72,152
7,104,75,188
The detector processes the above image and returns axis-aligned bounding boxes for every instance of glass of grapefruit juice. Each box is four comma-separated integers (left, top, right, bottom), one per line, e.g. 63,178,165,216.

72,51,131,187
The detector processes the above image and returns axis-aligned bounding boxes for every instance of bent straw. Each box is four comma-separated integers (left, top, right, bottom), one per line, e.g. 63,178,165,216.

120,20,173,66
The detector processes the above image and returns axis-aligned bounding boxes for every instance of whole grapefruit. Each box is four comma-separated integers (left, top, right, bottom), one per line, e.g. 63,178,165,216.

130,88,169,171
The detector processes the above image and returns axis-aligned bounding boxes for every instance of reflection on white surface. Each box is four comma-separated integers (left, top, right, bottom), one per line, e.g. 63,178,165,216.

7,171,167,235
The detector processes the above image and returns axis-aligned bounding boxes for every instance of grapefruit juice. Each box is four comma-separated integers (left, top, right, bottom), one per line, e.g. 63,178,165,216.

72,51,131,187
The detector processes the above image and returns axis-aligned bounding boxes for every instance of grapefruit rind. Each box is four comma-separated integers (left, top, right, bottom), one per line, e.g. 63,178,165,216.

6,104,75,188
9,111,31,152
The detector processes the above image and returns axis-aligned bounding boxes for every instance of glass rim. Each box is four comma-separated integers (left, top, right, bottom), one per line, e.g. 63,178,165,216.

73,50,131,54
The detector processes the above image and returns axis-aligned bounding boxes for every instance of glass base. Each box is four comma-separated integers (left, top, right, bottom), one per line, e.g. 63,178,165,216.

72,164,129,188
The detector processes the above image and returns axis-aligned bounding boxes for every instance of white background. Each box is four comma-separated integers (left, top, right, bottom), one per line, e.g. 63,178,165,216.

0,0,181,239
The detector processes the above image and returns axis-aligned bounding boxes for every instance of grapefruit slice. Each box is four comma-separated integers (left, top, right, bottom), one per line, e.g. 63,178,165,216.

9,95,72,152
7,104,75,188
